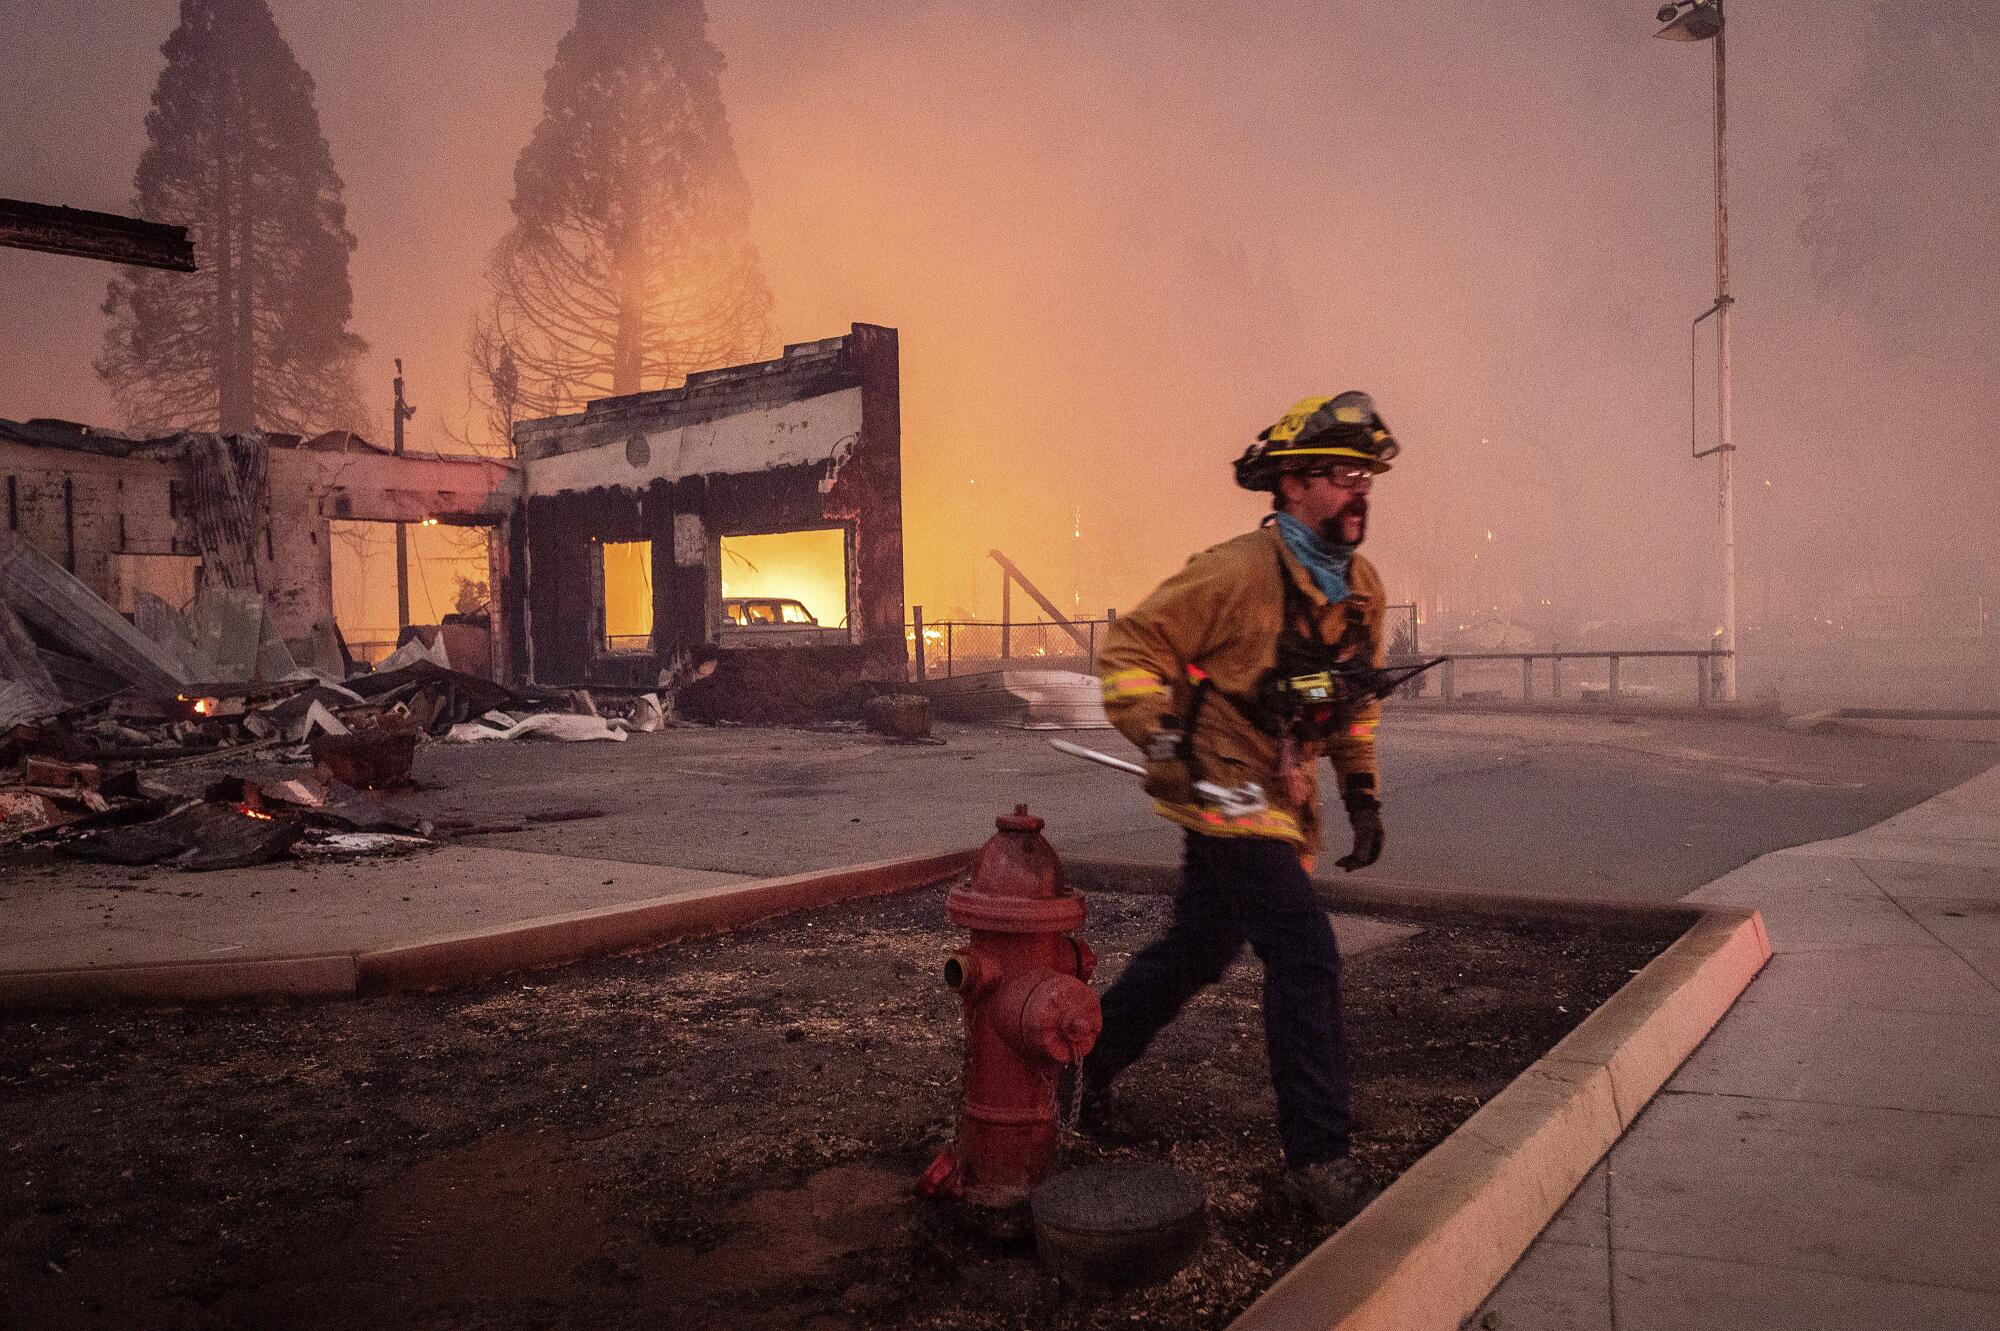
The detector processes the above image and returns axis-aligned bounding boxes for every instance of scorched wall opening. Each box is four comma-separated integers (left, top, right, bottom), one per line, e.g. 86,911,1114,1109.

513,324,906,706
599,538,655,655
719,527,851,647
111,552,198,614
329,518,496,666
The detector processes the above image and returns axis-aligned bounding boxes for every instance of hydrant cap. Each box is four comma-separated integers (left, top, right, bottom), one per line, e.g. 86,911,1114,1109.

997,803,1044,833
951,804,1082,931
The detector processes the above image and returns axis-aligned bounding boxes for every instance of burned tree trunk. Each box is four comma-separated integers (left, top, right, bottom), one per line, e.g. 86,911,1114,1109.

214,125,242,434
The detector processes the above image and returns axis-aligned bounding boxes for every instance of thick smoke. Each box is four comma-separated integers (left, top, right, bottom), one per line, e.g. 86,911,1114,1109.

2,2,1992,701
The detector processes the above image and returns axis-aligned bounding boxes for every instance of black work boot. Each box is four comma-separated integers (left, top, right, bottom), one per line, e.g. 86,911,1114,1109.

1278,1156,1381,1224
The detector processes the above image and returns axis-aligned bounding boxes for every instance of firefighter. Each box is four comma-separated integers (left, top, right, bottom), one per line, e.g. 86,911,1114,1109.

1082,390,1395,1223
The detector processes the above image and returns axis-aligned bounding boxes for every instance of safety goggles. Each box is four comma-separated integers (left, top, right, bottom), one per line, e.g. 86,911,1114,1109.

1326,391,1378,428
1301,462,1376,487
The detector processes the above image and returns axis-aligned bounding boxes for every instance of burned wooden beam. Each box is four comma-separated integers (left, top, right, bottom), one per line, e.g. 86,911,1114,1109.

0,198,196,273
989,549,1093,654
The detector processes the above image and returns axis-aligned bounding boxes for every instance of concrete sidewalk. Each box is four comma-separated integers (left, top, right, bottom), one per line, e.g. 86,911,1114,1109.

0,847,752,973
1470,761,2000,1330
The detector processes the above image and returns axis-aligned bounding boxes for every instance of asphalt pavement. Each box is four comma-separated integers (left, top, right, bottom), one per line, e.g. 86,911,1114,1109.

4,708,1987,997
387,709,1994,903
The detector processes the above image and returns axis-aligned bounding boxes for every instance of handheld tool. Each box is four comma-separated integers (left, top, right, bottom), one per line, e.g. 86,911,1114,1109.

1048,739,1268,818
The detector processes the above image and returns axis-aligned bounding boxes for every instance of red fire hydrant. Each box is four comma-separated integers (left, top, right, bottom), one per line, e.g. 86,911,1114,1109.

919,805,1101,1207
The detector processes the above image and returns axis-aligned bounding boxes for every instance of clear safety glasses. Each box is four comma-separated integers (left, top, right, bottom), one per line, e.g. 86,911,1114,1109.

1307,462,1376,488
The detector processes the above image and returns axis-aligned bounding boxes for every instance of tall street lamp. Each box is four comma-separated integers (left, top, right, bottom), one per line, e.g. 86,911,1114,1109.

1656,0,1737,701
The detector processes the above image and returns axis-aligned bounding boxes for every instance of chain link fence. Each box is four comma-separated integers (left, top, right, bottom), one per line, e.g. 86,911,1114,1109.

907,619,1108,680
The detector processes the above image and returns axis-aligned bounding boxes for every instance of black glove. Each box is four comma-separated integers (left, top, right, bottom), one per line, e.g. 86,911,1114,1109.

1336,794,1384,872
1142,727,1195,805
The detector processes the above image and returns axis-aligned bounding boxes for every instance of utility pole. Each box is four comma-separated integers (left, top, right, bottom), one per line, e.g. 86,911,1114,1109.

1711,7,1737,702
1657,0,1738,700
392,359,417,631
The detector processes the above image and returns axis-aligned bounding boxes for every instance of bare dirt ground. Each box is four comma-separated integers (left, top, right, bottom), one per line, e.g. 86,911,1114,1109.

1,884,1677,1331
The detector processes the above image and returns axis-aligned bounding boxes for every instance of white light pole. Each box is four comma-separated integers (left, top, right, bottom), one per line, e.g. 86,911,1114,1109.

1656,0,1737,701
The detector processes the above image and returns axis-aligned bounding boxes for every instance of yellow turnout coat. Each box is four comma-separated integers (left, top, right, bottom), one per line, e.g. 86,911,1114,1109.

1097,524,1386,862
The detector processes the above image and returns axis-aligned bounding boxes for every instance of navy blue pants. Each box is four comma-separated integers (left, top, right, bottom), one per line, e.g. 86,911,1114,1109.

1086,831,1353,1165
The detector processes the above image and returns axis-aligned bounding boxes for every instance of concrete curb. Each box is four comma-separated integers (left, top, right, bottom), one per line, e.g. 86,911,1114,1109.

1226,904,1770,1331
1812,706,2000,722
1785,707,2000,743
355,849,974,994
0,849,974,1011
0,954,360,1010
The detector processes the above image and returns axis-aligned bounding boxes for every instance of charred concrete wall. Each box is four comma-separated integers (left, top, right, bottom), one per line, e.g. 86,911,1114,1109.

263,441,516,656
514,324,906,706
1,431,189,612
0,421,517,673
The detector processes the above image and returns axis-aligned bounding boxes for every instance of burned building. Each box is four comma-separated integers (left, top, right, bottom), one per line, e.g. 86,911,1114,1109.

2,324,907,714
512,323,907,709
0,417,516,678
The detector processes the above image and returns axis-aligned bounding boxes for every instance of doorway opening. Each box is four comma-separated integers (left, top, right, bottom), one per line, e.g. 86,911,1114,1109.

329,519,492,667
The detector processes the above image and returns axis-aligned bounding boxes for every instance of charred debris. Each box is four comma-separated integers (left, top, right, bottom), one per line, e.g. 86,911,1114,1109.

0,530,678,870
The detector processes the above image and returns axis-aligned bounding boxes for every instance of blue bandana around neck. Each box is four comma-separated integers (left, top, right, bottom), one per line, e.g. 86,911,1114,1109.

1273,512,1356,603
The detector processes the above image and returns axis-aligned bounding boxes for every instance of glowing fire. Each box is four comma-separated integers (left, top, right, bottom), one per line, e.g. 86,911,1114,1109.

600,540,654,647
235,805,274,821
720,529,847,628
179,693,219,716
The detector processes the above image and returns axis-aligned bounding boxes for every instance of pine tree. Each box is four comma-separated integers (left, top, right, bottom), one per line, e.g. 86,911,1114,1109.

476,0,775,422
98,0,366,437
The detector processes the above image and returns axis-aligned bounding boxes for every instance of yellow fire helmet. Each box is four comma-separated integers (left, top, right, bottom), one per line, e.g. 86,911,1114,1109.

1234,390,1400,492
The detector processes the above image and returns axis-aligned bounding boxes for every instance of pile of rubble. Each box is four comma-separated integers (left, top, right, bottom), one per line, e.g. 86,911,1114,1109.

0,531,667,868
3,762,435,872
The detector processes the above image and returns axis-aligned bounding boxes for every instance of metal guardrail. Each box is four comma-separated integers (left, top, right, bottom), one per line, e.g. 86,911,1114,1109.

906,604,1424,683
1428,650,1736,706
905,609,1733,707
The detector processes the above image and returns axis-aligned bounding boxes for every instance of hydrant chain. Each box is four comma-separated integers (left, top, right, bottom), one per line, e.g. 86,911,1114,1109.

1062,1057,1087,1141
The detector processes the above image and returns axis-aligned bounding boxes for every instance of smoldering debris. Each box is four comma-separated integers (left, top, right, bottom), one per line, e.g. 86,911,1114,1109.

1,534,678,754
24,768,438,872
0,532,685,871
64,798,305,871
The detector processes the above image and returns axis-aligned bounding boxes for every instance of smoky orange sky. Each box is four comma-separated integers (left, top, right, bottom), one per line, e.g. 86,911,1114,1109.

3,1,1995,648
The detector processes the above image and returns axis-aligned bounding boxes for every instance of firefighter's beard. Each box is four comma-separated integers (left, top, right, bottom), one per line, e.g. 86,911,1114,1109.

1321,495,1368,547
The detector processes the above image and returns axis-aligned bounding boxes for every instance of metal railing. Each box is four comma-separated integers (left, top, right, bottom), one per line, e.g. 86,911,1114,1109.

904,609,1731,706
1426,650,1736,707
906,603,1423,683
